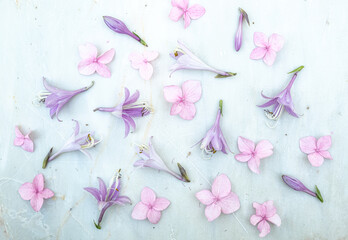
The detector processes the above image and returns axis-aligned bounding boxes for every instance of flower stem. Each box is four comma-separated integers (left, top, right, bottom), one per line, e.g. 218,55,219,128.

315,185,324,203
85,81,95,90
132,32,148,47
42,147,53,169
177,163,190,182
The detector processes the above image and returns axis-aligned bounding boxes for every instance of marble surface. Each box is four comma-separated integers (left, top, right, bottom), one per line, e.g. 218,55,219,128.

1,0,348,239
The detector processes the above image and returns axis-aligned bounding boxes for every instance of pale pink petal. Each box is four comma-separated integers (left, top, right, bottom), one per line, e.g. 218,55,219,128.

143,51,159,62
139,63,153,80
171,0,188,9
255,140,273,159
22,139,34,152
14,136,24,146
319,150,332,160
187,4,205,19
96,63,111,78
250,214,263,226
250,47,267,60
195,190,215,205
253,202,266,216
153,198,170,211
147,209,161,224
78,60,97,75
264,200,277,218
267,214,281,226
163,85,183,103
33,174,44,192
299,136,317,154
129,52,145,69
247,157,260,174
317,135,332,151
212,174,231,199
263,49,277,66
237,136,255,154
78,43,98,60
39,188,54,199
30,194,44,212
184,13,191,28
217,192,240,214
141,187,156,205
182,80,202,103
235,153,252,162
169,7,184,22
178,102,196,120
253,32,268,47
170,102,184,115
132,202,149,220
257,220,271,238
97,48,115,64
15,126,24,138
269,34,284,52
18,182,35,200
205,203,221,222
308,152,324,167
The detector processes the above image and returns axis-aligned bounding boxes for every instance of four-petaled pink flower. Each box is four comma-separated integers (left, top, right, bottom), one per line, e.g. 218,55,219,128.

78,43,115,78
132,187,171,224
195,174,240,222
235,136,273,174
129,51,159,80
163,80,202,120
14,126,34,152
18,174,54,212
250,32,284,66
299,135,332,167
169,0,205,28
250,201,281,238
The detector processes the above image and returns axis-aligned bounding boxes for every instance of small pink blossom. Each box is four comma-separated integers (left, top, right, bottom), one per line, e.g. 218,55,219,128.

169,0,205,28
250,32,284,66
129,51,159,80
250,201,281,238
234,136,273,174
163,80,202,120
132,187,170,224
299,135,332,167
195,174,240,222
18,174,54,212
78,43,115,78
13,126,34,152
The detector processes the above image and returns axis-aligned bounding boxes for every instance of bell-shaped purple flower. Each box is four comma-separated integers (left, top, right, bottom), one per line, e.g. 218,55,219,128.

84,170,131,229
197,100,231,157
234,8,250,52
94,88,152,137
134,137,190,182
282,175,323,202
42,120,101,168
258,66,304,122
38,78,94,122
103,16,148,47
170,40,237,78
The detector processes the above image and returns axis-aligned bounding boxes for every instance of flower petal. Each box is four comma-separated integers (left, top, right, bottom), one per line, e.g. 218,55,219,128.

97,177,107,199
264,200,277,218
234,153,252,162
187,4,205,19
18,182,35,200
169,7,184,22
269,34,284,52
212,174,231,198
255,140,273,159
257,220,271,238
96,63,111,78
237,136,255,154
131,202,149,220
163,85,183,103
317,135,331,151
263,49,277,66
143,51,159,62
182,80,202,103
299,136,317,154
21,139,34,152
179,102,196,120
141,187,156,205
153,198,171,211
139,63,153,80
97,48,115,64
170,102,184,115
78,60,97,75
308,152,324,167
39,188,54,199
79,43,98,60
217,192,240,214
171,0,188,9
250,47,267,60
147,209,161,224
33,174,44,192
247,157,260,174
184,13,191,28
267,214,281,226
195,190,215,205
250,214,263,226
205,203,221,222
254,32,268,47
84,187,101,201
14,136,24,146
319,150,332,160
129,52,145,69
30,194,44,212
253,202,266,216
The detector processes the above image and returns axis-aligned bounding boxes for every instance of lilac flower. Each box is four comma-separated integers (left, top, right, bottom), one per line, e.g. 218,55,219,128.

103,16,148,47
258,66,304,123
170,40,237,78
38,78,94,122
84,170,131,229
94,88,152,137
282,175,323,202
197,100,231,157
42,120,101,168
134,136,190,182
234,8,249,51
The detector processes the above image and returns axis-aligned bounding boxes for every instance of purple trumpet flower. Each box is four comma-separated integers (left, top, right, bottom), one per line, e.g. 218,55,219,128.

282,175,323,203
234,8,250,52
38,78,94,121
42,120,101,168
103,16,148,47
134,136,190,182
170,40,237,78
94,88,152,137
197,100,231,157
84,170,131,229
258,66,304,123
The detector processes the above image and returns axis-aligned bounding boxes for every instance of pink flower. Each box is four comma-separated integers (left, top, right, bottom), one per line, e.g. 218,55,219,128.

195,174,240,222
299,135,332,167
18,174,54,212
234,136,273,174
78,43,115,78
163,80,202,120
250,32,284,66
132,187,171,224
13,126,34,152
250,201,281,238
169,0,205,28
129,51,159,80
